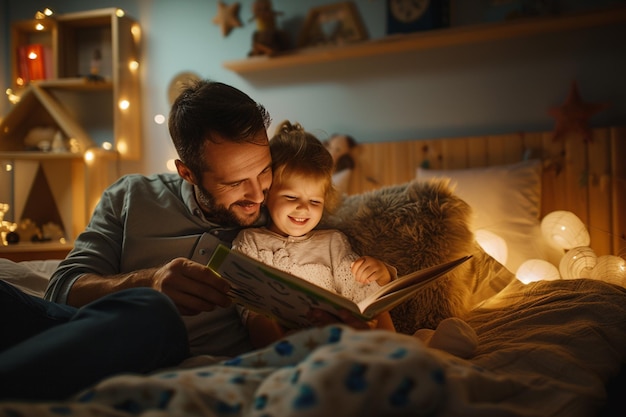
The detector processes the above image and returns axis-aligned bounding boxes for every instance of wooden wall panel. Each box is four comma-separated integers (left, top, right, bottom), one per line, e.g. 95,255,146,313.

587,129,612,256
611,127,626,257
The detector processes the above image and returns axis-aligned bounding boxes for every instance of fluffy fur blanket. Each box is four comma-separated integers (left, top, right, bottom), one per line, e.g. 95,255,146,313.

322,179,512,334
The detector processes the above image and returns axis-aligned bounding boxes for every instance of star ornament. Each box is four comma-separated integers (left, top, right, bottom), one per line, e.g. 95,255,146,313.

212,1,243,37
548,81,609,143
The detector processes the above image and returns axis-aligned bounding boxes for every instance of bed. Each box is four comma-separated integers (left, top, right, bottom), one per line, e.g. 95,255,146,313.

1,127,625,416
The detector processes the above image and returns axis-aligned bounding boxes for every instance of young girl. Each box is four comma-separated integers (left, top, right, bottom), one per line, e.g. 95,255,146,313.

232,121,396,348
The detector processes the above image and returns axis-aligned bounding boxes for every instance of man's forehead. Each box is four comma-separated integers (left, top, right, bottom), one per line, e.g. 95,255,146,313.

203,138,270,176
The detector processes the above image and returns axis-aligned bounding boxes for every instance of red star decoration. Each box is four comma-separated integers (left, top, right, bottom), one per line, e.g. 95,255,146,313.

212,1,243,37
548,81,609,143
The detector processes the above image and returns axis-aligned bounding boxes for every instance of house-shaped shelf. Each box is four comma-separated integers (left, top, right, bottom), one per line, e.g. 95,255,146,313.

0,84,93,156
0,84,118,243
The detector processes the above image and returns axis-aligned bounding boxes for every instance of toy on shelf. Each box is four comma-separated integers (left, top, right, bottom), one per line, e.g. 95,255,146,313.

248,0,290,57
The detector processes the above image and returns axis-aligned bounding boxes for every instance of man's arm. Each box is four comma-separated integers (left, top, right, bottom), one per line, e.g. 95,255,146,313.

67,258,233,315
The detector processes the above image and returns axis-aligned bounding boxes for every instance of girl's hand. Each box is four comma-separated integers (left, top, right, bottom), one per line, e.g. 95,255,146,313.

351,256,392,286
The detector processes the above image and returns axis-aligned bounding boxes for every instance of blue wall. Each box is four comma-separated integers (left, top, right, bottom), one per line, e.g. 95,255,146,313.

2,0,625,175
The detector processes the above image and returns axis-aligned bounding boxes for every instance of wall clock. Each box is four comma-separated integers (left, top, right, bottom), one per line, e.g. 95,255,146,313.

386,0,450,35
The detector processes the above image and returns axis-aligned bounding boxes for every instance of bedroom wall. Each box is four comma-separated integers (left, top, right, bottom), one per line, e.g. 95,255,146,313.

1,0,625,176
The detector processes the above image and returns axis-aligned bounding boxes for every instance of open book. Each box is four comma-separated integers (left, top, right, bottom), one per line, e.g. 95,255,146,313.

208,244,472,329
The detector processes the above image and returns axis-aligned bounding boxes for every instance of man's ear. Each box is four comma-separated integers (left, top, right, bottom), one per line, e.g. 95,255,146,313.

175,159,196,185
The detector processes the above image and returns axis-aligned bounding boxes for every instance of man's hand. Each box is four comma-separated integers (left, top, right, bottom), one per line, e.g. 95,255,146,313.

153,258,232,315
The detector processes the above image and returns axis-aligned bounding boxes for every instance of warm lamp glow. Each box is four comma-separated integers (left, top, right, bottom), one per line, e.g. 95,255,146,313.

35,8,53,19
28,51,39,60
4,163,12,172
516,259,561,284
102,141,113,151
117,140,128,155
35,23,45,31
131,24,141,42
154,114,166,125
129,60,139,71
559,246,597,279
116,9,125,17
118,99,130,110
166,159,177,172
84,150,95,162
6,88,21,103
541,211,590,250
475,229,508,267
590,255,626,286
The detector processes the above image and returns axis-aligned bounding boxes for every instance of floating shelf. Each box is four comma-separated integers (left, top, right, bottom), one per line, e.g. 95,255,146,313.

223,6,626,74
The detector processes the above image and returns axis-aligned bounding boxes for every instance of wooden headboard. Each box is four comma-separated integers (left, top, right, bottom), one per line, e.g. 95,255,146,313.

345,127,626,258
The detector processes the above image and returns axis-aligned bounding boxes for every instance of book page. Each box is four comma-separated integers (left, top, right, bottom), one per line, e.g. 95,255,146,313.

209,245,472,326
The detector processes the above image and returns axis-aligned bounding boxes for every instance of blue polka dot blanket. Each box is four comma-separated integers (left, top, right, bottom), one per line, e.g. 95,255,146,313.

1,325,448,416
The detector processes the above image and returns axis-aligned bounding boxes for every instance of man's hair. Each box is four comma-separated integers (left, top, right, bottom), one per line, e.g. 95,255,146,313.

270,120,339,212
168,79,271,177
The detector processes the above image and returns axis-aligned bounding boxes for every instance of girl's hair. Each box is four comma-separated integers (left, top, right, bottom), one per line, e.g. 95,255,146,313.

270,121,339,212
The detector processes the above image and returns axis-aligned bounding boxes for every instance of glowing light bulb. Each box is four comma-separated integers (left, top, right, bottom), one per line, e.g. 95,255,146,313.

590,255,626,286
474,229,508,267
84,150,95,162
116,9,125,17
102,142,113,151
154,114,166,125
559,246,597,279
118,99,130,110
516,259,560,284
166,159,177,172
129,61,139,71
117,140,128,155
541,211,590,250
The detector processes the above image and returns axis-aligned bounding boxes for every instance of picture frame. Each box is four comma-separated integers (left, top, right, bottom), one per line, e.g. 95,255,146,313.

297,1,368,49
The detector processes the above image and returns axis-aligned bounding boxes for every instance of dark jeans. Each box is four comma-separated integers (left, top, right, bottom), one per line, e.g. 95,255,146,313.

0,280,190,401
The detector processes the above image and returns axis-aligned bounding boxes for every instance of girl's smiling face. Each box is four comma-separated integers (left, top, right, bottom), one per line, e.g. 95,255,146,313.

265,174,326,237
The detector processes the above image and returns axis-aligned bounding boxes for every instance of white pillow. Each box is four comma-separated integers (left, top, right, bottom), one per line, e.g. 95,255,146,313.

416,159,561,273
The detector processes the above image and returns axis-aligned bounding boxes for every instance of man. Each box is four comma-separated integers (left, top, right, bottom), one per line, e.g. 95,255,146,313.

1,80,366,401
1,80,272,400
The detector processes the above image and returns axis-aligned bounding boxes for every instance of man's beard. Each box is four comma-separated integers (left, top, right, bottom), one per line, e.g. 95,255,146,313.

195,184,262,227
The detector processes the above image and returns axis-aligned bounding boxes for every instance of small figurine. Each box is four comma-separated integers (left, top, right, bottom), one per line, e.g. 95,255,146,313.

87,48,104,82
248,0,290,57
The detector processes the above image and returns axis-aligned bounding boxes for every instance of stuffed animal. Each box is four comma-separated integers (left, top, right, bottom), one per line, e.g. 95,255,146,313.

248,0,290,57
324,133,357,194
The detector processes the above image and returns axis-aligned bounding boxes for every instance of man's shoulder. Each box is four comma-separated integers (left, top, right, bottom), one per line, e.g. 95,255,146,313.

111,172,183,191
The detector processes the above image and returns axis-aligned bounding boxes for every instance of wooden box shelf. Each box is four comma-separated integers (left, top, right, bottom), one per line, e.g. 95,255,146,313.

1,8,141,259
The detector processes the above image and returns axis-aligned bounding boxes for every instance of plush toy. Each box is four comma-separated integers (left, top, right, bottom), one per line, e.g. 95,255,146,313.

324,133,357,194
248,0,290,56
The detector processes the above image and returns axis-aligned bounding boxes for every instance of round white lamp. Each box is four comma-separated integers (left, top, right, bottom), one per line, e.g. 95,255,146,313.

541,211,590,250
559,246,597,280
474,229,508,267
590,255,626,286
516,259,561,284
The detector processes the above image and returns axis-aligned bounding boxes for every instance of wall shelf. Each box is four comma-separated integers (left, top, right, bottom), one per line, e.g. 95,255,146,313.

223,6,626,74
